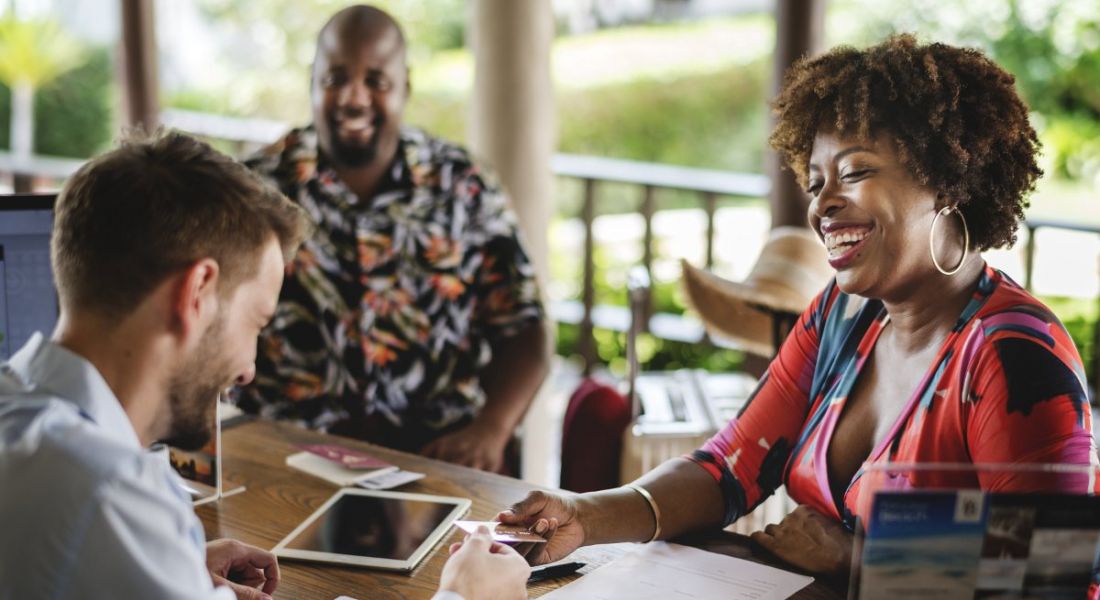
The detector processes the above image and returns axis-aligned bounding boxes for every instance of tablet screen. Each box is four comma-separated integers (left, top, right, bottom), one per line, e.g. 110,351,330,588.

281,491,463,562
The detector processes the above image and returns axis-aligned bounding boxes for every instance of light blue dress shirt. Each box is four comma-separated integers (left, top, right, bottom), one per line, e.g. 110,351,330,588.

0,333,234,600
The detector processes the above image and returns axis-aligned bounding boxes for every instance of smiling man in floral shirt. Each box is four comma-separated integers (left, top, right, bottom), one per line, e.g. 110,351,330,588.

237,5,549,474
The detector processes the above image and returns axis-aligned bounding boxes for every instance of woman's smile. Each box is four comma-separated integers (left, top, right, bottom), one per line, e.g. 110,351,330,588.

821,223,875,268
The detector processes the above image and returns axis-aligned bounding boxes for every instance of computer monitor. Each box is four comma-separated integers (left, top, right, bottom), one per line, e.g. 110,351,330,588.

0,194,58,360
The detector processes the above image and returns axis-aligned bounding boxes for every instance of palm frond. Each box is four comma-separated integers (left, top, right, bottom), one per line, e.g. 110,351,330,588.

0,18,83,88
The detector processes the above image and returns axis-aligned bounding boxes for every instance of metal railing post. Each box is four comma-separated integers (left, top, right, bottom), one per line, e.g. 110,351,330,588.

1024,224,1037,292
639,185,656,328
13,172,33,193
703,191,717,269
579,178,597,375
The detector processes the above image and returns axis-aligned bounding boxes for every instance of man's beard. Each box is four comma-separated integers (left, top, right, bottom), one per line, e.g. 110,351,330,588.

160,314,231,451
327,118,381,167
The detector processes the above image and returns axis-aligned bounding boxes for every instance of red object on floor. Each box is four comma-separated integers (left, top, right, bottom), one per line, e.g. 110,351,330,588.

559,378,632,493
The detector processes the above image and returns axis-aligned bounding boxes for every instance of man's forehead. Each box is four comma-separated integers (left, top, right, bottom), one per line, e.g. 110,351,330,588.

232,239,285,305
317,24,405,68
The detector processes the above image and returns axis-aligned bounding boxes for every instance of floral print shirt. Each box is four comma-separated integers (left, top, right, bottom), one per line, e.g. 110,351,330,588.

237,126,543,432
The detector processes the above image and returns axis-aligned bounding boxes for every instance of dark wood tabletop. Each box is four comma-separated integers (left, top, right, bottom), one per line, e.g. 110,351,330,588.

197,419,845,600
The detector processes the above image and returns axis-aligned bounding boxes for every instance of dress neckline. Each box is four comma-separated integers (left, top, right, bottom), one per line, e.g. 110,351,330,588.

823,266,999,518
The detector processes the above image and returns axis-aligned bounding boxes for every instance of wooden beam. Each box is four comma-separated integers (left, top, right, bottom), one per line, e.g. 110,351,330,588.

767,0,825,229
119,0,158,129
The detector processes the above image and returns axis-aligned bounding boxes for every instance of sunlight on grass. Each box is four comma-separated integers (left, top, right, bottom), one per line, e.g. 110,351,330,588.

413,14,774,95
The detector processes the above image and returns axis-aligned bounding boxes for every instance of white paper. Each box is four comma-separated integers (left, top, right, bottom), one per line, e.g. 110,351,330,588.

355,469,425,490
540,542,813,600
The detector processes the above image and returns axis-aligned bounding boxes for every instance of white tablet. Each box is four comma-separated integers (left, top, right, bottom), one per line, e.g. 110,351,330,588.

272,488,471,571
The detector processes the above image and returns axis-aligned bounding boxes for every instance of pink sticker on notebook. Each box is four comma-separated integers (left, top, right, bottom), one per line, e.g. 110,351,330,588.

297,444,392,470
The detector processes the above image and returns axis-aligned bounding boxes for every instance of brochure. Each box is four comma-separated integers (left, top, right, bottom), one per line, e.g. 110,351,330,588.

854,490,1100,600
167,401,245,505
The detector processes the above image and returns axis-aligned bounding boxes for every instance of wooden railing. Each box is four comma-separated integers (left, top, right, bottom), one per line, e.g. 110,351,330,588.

1021,219,1100,399
1023,219,1100,290
548,154,769,373
551,170,1100,393
0,151,84,192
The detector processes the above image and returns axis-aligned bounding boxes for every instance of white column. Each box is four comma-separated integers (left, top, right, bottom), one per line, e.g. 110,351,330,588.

10,80,34,161
467,0,555,285
468,0,556,486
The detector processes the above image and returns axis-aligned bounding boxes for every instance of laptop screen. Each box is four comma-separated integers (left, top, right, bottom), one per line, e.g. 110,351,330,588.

0,194,58,360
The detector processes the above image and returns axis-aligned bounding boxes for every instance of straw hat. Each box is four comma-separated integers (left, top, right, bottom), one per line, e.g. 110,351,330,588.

681,226,834,357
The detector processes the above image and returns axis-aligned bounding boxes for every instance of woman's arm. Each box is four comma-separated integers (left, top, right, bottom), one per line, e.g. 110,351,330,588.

500,285,839,564
965,308,1096,490
497,458,724,565
585,457,726,544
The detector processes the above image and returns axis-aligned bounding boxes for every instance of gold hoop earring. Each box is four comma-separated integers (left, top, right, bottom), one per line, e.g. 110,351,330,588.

929,205,969,276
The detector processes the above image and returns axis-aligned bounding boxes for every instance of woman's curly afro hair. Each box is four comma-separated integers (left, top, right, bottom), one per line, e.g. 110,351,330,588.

769,34,1042,250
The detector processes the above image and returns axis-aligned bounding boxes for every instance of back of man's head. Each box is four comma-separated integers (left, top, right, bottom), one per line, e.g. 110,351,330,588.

52,130,310,319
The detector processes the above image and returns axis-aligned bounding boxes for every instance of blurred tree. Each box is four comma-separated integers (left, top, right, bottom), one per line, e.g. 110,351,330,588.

0,17,82,160
0,46,114,158
843,0,1100,181
198,0,466,57
845,0,1099,109
188,0,465,121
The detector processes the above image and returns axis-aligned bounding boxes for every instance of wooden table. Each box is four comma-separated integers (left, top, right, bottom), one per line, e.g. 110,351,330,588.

198,419,844,599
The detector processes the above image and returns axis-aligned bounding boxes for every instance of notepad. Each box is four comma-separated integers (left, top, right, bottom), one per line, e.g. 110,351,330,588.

285,451,399,486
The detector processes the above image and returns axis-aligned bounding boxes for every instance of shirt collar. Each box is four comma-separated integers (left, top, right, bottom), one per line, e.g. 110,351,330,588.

7,332,141,450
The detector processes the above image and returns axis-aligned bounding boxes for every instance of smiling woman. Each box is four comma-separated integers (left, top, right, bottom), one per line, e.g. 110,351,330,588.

495,34,1098,583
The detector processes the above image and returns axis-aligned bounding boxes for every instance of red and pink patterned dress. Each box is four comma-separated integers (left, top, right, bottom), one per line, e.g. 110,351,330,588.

690,265,1097,529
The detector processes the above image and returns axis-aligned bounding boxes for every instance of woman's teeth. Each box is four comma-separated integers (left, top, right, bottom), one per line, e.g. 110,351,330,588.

824,229,870,257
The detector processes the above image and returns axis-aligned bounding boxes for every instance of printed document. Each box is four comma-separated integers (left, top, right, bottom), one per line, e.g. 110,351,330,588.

540,542,813,599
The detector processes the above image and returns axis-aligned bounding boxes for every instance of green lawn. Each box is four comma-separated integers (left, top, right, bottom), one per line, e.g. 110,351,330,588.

412,14,774,96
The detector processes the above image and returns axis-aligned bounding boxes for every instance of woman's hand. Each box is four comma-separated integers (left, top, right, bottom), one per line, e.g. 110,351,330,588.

496,490,586,565
749,505,853,577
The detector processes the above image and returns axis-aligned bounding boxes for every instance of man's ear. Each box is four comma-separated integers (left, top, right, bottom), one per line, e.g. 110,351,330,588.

404,66,412,99
172,258,220,345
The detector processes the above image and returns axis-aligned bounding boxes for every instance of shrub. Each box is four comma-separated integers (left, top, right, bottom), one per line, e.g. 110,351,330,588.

0,46,114,158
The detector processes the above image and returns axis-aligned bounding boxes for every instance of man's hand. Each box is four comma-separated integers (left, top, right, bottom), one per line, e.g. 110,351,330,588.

421,422,508,472
496,491,586,566
439,526,529,600
205,538,280,600
749,505,853,577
